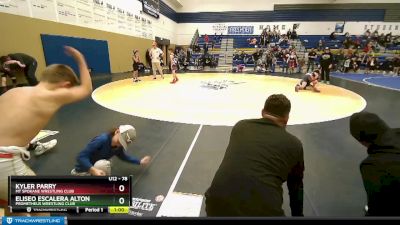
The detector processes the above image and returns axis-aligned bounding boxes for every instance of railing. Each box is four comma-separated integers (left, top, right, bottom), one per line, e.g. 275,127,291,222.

190,29,200,49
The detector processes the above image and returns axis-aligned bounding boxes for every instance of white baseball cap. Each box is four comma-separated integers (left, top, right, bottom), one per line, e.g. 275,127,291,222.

119,125,136,151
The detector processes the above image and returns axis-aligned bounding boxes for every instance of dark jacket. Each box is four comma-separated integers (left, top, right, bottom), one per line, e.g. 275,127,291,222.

320,52,333,67
8,53,36,65
205,118,304,216
361,128,400,216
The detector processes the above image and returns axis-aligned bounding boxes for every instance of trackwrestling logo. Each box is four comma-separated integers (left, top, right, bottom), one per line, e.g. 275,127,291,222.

2,217,65,225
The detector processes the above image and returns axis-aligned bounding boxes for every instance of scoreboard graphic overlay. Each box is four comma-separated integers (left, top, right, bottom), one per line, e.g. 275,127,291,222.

8,176,131,214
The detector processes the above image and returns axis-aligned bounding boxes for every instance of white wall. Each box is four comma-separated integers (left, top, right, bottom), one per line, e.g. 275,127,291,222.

0,0,178,43
176,0,399,12
176,22,400,45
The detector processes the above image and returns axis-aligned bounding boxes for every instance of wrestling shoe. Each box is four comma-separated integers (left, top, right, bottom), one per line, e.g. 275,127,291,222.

34,139,57,156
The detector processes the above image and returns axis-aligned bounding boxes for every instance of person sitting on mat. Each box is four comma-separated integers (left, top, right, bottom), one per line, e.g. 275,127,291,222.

295,70,321,93
71,125,151,176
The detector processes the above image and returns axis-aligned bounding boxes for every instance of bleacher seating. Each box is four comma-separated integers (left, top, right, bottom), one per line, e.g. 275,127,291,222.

299,35,346,49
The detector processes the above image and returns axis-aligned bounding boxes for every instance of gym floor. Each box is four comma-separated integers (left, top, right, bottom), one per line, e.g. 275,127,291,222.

25,71,400,217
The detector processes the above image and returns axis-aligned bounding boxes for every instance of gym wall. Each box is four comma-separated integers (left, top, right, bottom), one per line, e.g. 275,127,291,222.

0,12,153,76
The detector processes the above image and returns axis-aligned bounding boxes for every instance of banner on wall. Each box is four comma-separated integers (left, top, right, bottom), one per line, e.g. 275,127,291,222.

212,23,227,34
335,23,345,33
227,26,254,35
142,0,159,19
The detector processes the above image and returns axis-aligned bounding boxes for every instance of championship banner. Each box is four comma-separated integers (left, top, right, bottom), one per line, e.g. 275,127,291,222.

227,26,254,35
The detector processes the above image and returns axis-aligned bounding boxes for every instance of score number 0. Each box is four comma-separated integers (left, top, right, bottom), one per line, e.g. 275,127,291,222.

118,184,126,204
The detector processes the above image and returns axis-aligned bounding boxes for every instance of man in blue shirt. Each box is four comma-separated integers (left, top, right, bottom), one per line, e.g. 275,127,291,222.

71,125,151,176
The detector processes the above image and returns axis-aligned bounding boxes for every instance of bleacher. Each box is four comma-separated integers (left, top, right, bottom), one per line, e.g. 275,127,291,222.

299,35,346,49
197,35,223,49
299,34,400,53
193,33,399,71
197,35,290,50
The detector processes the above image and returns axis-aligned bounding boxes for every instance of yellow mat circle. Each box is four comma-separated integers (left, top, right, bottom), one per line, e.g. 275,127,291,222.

92,73,366,126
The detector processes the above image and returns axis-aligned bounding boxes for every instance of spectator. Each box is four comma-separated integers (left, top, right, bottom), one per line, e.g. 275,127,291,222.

385,33,392,43
307,48,317,72
336,48,345,72
364,29,371,39
203,42,209,54
365,57,378,74
351,56,360,73
318,39,324,51
372,30,379,41
344,55,351,73
250,38,257,45
0,53,38,86
205,94,304,217
287,29,292,40
320,47,333,84
287,51,298,75
329,32,336,40
204,34,209,44
298,56,305,74
271,54,277,73
393,56,400,76
350,112,400,216
292,29,298,40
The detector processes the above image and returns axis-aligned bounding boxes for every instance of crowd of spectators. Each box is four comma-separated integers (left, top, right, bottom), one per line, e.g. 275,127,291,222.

247,28,297,48
233,45,306,74
312,29,400,75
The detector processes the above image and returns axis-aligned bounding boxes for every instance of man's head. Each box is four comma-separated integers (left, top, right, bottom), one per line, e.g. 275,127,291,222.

152,41,157,48
39,64,79,88
325,47,330,52
262,94,291,127
350,112,390,147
